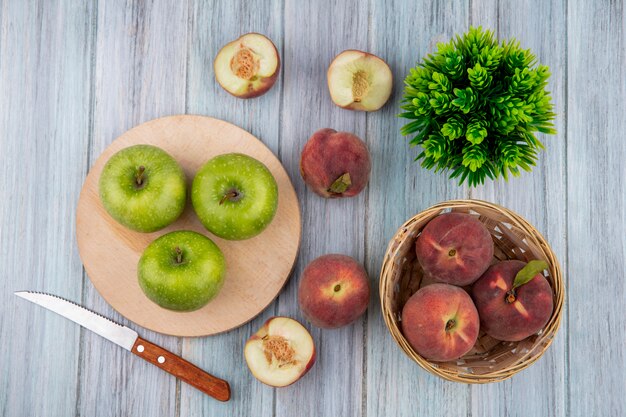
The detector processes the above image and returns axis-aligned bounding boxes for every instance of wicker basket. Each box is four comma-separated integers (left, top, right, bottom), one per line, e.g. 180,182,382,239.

380,199,564,383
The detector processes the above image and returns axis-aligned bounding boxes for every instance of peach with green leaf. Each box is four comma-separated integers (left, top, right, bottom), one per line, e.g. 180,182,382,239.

471,260,554,342
300,129,371,198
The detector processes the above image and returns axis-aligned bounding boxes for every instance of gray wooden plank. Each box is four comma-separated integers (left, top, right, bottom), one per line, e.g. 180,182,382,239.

76,1,189,416
274,0,369,416
567,1,625,416
0,1,95,416
365,1,471,416
468,1,569,416
179,0,284,415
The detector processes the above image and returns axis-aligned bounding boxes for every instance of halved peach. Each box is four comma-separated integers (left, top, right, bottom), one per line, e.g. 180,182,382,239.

214,33,280,98
327,50,393,111
244,317,316,387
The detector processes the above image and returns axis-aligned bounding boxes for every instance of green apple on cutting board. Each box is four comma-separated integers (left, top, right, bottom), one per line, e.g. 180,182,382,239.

192,153,278,240
138,230,226,311
99,144,186,232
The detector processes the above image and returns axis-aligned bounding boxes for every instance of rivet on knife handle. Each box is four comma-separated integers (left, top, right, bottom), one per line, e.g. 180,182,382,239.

132,337,231,402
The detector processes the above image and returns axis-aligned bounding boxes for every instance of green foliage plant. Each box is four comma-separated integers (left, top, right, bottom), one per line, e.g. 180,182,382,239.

399,27,556,186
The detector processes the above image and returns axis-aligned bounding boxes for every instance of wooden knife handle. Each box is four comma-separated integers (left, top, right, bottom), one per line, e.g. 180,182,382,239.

132,337,231,402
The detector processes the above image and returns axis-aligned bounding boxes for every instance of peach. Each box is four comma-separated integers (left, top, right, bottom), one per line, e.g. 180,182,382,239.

244,317,316,387
327,50,393,111
214,33,280,98
300,129,371,198
472,260,554,342
298,254,370,328
401,283,479,362
415,213,494,286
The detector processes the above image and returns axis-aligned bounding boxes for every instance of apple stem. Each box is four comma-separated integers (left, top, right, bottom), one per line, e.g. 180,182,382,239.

219,190,239,205
175,246,183,264
135,166,146,187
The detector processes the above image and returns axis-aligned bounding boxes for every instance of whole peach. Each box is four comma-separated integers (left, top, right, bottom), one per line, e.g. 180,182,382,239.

401,283,479,362
415,212,494,286
472,260,553,342
298,254,370,328
300,129,371,198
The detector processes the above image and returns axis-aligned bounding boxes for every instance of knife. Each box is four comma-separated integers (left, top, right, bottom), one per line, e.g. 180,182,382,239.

15,291,231,402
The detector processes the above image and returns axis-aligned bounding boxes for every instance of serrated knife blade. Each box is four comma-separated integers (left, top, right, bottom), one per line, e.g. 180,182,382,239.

15,291,138,350
15,291,231,401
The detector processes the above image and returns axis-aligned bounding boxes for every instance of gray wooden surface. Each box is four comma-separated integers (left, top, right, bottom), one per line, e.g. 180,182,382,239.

0,0,624,416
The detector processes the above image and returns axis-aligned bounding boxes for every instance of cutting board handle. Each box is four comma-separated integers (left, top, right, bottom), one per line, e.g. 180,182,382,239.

132,337,231,401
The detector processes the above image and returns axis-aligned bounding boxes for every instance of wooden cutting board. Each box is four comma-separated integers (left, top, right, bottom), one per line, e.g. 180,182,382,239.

76,115,301,337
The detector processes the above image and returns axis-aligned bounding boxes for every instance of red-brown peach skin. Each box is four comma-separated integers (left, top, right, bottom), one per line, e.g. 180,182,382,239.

415,212,494,286
300,129,371,198
472,260,554,342
298,254,370,328
401,283,480,362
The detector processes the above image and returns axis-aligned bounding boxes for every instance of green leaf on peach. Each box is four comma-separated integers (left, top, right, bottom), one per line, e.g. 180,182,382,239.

513,259,548,289
328,173,352,194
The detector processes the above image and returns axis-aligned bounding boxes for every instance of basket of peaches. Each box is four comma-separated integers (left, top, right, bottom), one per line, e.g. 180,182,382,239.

380,200,564,383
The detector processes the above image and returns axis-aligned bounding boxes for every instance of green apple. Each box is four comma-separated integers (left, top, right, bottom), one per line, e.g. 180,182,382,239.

138,230,226,311
99,144,186,232
191,153,278,240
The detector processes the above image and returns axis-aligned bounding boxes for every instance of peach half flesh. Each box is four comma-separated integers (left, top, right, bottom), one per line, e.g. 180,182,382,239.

327,50,393,111
244,317,316,387
214,33,280,98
